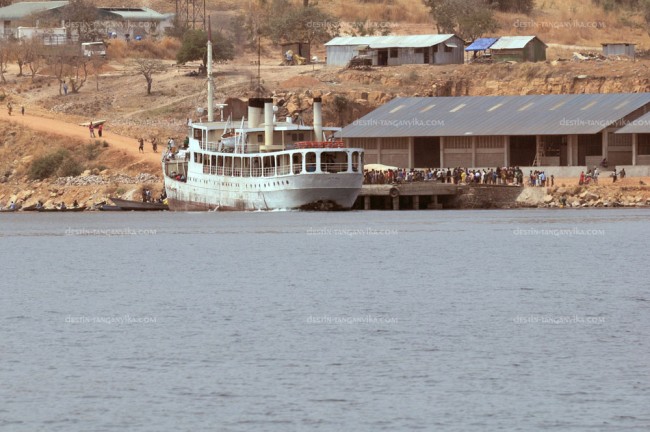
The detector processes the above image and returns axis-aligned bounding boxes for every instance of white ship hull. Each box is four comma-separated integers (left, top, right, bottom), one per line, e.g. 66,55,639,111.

164,171,362,211
162,93,363,211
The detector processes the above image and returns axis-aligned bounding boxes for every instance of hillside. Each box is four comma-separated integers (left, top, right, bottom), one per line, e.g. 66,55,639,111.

1,0,650,209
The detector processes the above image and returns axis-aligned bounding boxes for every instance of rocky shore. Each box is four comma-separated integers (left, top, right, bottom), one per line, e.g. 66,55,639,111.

516,179,650,208
0,172,164,210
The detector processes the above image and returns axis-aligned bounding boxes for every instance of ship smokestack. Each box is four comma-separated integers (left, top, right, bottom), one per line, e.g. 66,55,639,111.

207,17,214,122
313,97,323,141
248,98,263,128
264,98,274,148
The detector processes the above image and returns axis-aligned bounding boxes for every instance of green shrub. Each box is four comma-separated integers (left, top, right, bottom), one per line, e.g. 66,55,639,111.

29,149,68,180
57,158,83,177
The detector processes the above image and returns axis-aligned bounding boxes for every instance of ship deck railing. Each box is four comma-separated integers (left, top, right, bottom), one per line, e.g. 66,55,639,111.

197,140,356,154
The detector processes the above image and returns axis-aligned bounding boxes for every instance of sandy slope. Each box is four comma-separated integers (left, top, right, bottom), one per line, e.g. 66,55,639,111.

0,108,161,169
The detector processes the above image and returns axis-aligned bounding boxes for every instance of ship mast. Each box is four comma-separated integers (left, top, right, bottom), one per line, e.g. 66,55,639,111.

207,16,214,122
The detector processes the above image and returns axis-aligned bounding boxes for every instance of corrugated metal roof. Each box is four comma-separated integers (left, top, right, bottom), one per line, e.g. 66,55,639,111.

339,93,650,138
490,36,546,50
465,37,498,51
325,34,458,49
615,111,650,134
99,7,166,21
0,1,69,20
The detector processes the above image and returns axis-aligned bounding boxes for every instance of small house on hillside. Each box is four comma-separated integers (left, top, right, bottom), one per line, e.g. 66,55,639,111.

324,34,465,66
489,36,547,62
0,1,68,37
602,43,635,59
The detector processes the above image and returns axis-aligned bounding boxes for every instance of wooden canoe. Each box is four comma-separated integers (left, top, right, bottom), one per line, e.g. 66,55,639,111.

109,198,168,211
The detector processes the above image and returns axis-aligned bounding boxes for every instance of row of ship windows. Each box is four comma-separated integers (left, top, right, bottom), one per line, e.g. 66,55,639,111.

187,178,291,188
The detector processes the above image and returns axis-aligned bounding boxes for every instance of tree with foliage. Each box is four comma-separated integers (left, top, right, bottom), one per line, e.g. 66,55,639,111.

132,58,167,95
423,0,498,42
348,18,392,37
487,0,533,13
176,29,234,69
268,4,339,45
60,0,100,42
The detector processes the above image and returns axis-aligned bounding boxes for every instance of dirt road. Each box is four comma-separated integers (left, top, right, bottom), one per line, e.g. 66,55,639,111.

0,108,161,168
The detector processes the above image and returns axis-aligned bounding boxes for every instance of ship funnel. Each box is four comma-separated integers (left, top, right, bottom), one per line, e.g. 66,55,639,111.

248,98,264,128
264,98,274,148
313,97,323,141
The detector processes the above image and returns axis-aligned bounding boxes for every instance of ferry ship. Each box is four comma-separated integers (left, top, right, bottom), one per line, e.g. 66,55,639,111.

162,36,364,211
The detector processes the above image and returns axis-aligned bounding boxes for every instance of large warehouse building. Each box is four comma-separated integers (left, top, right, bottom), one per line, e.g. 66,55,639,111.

339,93,650,170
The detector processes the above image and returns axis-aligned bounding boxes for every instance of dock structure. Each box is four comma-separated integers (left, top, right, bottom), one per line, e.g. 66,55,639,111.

357,183,458,210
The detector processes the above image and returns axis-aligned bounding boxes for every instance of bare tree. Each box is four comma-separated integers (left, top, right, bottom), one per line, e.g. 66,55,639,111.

66,55,90,93
25,39,43,82
27,53,43,82
11,39,29,77
132,58,167,95
0,39,11,83
45,45,88,94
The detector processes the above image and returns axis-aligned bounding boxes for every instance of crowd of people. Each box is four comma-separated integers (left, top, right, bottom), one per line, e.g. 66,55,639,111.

363,167,526,186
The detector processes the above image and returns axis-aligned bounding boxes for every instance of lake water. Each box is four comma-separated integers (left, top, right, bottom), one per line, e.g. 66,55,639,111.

1,209,649,431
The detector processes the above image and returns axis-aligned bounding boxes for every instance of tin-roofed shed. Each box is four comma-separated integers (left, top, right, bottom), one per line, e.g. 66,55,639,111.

490,36,546,62
602,43,635,59
0,1,68,36
324,34,464,66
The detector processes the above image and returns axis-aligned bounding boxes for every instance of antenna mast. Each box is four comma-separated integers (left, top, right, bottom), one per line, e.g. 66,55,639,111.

207,16,214,122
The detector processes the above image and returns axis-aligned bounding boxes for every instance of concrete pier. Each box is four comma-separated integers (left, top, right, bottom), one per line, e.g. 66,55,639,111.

357,183,459,210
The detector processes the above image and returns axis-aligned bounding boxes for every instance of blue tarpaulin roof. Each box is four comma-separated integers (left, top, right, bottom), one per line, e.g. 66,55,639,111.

465,38,498,52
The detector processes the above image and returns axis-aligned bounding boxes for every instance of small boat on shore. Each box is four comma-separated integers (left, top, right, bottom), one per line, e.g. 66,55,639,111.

109,198,168,211
37,206,87,212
